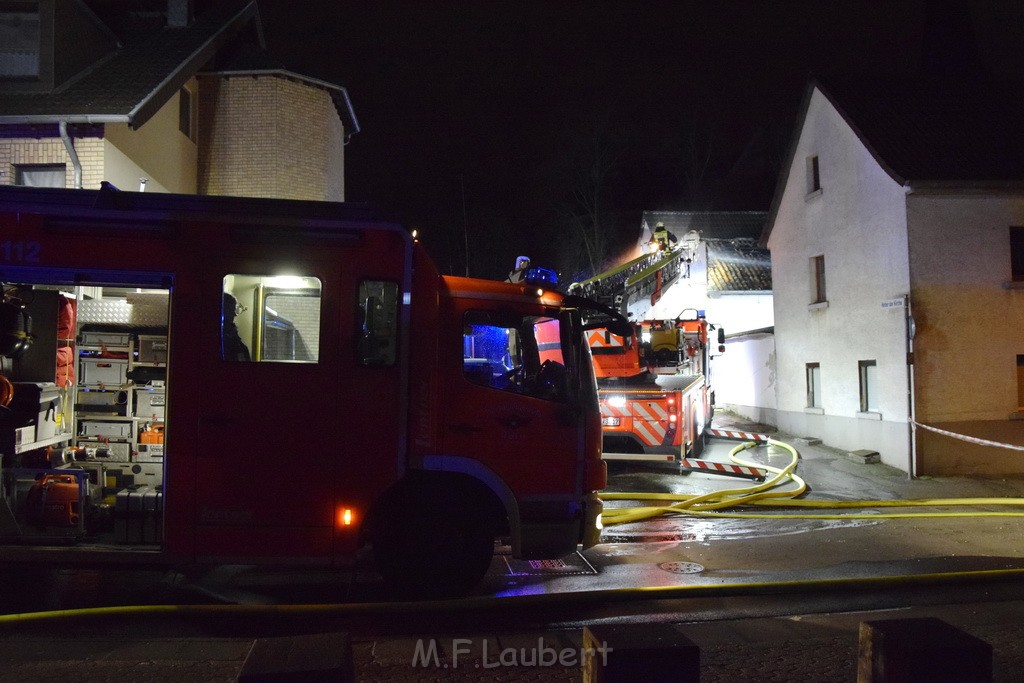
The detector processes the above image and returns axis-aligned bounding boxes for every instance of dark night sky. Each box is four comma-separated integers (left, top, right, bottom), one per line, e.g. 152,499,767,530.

254,1,1024,280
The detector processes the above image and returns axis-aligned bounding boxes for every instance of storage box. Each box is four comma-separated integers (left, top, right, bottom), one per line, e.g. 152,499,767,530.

79,420,131,440
9,382,62,441
136,443,164,463
80,358,128,386
134,388,165,420
114,485,162,544
80,331,131,347
136,336,167,364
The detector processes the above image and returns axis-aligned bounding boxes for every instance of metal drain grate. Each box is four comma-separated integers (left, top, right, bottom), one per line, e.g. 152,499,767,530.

658,561,705,574
500,552,598,576
529,559,569,570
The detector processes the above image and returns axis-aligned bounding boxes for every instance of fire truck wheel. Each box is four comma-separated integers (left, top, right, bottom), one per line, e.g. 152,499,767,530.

373,495,494,598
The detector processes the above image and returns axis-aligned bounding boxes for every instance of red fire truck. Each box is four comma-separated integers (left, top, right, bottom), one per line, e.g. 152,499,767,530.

0,185,614,595
568,244,723,464
591,312,722,462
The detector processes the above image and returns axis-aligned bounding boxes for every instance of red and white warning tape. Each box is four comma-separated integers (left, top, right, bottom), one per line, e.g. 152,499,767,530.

680,458,766,480
707,428,769,442
912,420,1024,452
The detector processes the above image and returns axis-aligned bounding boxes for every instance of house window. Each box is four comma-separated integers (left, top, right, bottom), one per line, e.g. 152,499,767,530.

859,360,878,412
178,87,194,141
811,255,826,304
806,155,821,194
14,164,65,187
1017,355,1024,410
1010,227,1024,282
806,362,822,408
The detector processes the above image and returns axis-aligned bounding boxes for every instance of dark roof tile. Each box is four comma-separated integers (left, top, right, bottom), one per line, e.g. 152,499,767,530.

706,238,772,293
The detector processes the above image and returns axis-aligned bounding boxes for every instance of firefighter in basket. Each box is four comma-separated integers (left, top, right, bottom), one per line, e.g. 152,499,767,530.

649,222,678,252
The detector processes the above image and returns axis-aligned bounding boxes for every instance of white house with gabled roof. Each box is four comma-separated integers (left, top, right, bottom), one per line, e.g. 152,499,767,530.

764,75,1024,476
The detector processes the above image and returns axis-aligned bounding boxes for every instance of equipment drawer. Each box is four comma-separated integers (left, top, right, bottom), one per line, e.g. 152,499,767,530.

76,388,130,415
136,336,167,364
79,420,131,439
133,388,165,419
80,358,128,386
81,331,131,347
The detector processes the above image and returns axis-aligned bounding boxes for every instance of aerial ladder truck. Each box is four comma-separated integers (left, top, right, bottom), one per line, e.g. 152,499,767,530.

568,231,724,464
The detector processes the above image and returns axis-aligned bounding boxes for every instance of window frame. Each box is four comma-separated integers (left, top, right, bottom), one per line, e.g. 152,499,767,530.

806,362,822,409
1017,354,1024,411
221,275,323,364
806,155,821,195
1010,227,1024,282
178,86,195,142
357,279,399,367
14,163,66,187
811,254,826,304
858,359,878,413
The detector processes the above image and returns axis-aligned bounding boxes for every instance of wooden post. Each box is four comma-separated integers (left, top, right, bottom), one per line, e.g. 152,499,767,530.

582,623,699,683
858,617,991,683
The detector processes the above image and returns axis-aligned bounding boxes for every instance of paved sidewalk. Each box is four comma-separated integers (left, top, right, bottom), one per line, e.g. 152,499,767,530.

2,597,1024,682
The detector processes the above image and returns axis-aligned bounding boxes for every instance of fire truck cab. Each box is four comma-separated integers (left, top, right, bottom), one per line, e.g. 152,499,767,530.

0,186,606,595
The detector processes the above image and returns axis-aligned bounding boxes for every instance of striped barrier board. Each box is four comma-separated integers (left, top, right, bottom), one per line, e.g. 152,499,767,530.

707,428,770,442
680,458,766,481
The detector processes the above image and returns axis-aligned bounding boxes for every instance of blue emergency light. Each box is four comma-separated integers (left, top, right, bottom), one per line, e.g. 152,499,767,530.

523,266,558,287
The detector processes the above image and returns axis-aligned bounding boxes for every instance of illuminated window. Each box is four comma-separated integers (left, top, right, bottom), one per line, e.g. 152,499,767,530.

357,281,399,366
221,275,322,363
859,360,878,412
806,155,821,194
811,255,826,304
806,362,822,409
1010,227,1024,282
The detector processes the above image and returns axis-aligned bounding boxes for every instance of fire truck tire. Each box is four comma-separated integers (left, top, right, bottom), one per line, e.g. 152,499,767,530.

372,495,494,597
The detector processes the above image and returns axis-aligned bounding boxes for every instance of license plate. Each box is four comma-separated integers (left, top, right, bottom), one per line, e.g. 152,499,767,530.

601,417,620,426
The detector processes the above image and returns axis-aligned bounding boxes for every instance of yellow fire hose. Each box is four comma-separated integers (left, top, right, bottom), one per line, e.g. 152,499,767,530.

599,438,1024,525
3,438,1024,625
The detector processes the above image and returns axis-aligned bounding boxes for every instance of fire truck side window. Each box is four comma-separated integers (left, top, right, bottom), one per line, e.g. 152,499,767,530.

463,311,568,402
357,281,398,366
221,275,322,363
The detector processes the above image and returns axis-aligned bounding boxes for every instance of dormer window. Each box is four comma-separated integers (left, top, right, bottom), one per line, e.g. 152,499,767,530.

0,6,40,78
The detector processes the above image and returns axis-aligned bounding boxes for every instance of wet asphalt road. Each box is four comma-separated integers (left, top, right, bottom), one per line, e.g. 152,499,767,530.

4,429,1024,626
5,426,1024,681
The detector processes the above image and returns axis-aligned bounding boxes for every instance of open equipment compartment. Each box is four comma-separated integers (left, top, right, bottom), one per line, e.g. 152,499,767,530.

0,280,169,549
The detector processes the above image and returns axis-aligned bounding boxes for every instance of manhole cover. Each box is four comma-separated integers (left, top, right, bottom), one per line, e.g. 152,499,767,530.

658,561,704,574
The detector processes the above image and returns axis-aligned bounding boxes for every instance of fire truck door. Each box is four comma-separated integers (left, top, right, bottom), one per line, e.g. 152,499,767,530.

444,309,583,500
